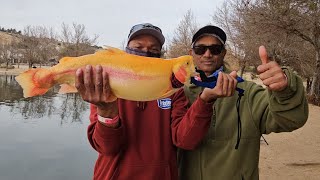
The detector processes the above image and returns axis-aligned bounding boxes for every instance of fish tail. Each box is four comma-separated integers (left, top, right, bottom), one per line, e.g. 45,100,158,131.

15,68,53,98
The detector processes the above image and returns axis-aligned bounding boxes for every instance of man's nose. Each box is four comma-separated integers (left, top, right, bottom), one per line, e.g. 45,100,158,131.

141,47,149,52
203,48,212,57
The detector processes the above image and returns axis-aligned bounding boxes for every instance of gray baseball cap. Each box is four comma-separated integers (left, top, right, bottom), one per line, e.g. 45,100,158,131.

127,23,165,46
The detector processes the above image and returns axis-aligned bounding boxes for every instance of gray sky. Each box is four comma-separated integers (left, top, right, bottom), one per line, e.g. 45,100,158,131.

0,0,224,47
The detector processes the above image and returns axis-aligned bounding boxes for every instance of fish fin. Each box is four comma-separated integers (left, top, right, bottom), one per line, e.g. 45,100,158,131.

99,46,126,55
15,68,51,98
106,94,118,102
158,89,178,99
59,57,74,63
59,84,78,94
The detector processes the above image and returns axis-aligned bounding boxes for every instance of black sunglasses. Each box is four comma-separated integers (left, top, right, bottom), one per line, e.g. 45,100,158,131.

193,44,224,55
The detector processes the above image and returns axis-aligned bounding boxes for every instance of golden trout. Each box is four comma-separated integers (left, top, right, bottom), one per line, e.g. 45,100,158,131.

15,47,194,101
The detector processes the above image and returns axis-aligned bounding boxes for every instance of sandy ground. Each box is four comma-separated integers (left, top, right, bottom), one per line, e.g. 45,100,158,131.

260,104,320,180
2,67,320,179
242,73,320,179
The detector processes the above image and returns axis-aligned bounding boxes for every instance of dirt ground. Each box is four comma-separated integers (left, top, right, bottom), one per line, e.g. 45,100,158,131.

259,104,320,180
240,74,320,179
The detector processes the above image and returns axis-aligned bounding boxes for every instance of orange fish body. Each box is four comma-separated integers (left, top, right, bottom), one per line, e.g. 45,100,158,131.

15,47,194,101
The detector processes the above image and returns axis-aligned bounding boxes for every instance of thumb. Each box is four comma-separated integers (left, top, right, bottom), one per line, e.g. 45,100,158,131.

259,45,269,65
229,71,238,79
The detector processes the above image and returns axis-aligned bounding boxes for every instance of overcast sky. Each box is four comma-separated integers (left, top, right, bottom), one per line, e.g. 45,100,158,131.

0,0,224,47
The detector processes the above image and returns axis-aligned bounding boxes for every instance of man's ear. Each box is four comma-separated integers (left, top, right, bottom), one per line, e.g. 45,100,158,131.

221,48,227,57
188,49,193,56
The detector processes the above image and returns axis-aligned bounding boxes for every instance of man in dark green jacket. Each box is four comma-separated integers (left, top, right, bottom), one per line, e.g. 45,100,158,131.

178,25,309,180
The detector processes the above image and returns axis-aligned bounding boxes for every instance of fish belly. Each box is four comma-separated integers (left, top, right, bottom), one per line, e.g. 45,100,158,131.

110,76,173,101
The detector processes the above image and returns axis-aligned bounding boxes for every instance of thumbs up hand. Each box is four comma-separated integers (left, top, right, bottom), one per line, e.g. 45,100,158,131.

257,46,288,92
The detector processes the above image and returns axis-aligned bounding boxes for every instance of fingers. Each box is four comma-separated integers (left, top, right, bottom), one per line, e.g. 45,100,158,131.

75,68,85,93
84,65,95,100
258,59,287,91
229,71,238,96
262,71,287,91
200,72,238,102
222,73,229,95
215,72,238,97
75,65,114,104
259,45,269,65
259,62,282,81
95,65,103,96
229,71,238,78
257,46,271,74
102,70,112,101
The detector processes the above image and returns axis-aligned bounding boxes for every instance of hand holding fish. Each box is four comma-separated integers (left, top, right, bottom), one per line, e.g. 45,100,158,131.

75,65,118,118
257,46,288,91
200,71,238,103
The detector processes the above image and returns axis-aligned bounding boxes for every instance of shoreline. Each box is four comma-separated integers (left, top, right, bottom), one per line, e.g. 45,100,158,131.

0,65,51,75
0,68,28,76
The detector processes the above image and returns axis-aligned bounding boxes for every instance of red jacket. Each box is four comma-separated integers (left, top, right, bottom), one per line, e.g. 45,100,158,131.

87,89,213,180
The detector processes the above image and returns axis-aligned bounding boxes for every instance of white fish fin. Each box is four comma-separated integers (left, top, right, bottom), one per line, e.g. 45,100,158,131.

158,89,179,99
59,84,78,94
106,94,118,102
59,57,74,63
100,46,126,54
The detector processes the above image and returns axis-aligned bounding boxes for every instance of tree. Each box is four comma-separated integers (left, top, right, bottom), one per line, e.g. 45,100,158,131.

0,40,20,70
213,0,252,76
166,10,199,58
59,23,98,57
18,25,59,68
214,0,320,104
0,43,11,70
241,0,320,102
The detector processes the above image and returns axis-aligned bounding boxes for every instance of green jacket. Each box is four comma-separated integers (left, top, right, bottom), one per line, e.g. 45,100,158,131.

178,68,309,180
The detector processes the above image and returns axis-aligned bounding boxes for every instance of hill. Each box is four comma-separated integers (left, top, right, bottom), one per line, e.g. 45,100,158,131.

0,31,20,45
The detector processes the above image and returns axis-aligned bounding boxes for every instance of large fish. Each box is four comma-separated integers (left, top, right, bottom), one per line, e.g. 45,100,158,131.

15,47,195,101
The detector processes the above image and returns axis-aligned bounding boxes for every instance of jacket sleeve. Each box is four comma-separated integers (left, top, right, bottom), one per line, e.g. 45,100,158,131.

170,89,213,150
246,68,309,134
87,104,126,155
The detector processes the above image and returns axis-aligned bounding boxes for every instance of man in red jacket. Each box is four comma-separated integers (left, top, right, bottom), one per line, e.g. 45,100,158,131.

75,23,239,180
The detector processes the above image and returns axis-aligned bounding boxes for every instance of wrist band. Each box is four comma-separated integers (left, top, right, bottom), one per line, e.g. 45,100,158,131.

97,115,119,125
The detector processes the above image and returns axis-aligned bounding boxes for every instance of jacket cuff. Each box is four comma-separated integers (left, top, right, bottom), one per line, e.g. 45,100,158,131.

95,116,123,139
194,95,214,115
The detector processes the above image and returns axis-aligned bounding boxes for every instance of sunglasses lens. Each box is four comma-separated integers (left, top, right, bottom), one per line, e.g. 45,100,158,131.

193,45,223,55
193,46,207,55
209,45,223,55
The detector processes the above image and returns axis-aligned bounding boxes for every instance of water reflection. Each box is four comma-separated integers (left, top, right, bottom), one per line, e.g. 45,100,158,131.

0,75,89,124
0,75,96,180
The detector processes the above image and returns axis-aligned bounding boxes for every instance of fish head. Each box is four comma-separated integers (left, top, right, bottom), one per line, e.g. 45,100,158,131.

172,55,195,85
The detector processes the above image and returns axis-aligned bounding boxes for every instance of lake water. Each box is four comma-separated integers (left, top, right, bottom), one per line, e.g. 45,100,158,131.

0,75,97,180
